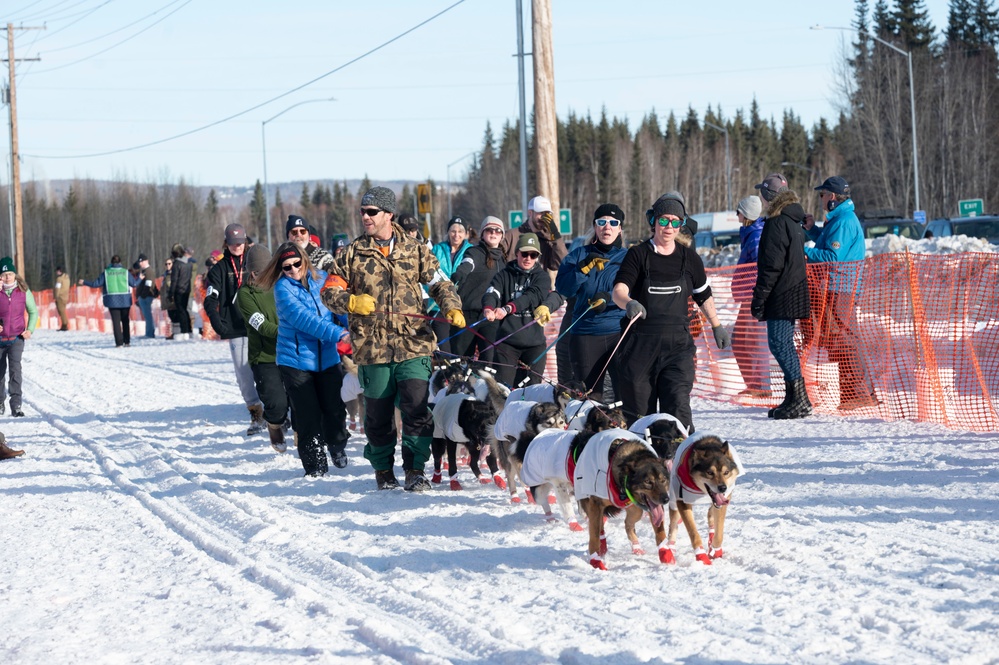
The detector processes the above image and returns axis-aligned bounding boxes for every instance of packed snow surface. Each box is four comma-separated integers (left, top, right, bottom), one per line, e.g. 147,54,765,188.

2,331,998,664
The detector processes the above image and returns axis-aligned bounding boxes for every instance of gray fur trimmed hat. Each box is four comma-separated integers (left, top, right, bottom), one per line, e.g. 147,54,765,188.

360,186,397,214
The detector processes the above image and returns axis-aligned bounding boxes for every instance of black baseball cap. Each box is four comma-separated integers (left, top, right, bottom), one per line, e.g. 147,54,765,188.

815,176,850,195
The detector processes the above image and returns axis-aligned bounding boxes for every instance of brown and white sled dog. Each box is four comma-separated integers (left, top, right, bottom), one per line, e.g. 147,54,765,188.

572,430,672,570
663,432,745,566
494,401,567,503
514,408,636,531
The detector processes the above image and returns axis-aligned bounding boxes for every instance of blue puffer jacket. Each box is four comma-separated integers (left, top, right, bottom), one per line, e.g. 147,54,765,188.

733,218,766,301
555,241,627,336
275,269,346,372
804,198,865,292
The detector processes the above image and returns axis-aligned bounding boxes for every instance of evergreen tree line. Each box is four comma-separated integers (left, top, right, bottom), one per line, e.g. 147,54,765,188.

455,0,999,242
4,0,996,289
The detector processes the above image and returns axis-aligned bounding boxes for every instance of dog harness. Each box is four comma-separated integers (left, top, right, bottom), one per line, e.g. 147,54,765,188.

432,393,475,443
565,399,599,431
572,429,649,504
519,429,578,488
669,432,745,510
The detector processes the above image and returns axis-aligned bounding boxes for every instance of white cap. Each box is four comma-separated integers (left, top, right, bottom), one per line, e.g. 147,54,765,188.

527,196,552,213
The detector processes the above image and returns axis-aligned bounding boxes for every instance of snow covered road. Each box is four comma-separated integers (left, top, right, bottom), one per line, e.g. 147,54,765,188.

2,331,998,664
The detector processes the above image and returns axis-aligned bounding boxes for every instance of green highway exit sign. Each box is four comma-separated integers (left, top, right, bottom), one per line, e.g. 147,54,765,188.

958,199,984,217
508,209,572,235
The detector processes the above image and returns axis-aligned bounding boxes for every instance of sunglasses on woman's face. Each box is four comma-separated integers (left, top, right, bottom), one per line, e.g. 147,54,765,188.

282,260,303,272
595,218,621,227
657,217,684,228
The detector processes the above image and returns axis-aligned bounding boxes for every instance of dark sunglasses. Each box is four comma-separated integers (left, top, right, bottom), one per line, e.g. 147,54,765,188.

360,208,382,217
281,259,303,272
289,228,309,236
656,217,684,228
519,252,540,259
595,218,621,227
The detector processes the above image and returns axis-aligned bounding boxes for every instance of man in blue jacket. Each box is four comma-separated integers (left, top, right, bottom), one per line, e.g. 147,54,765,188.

80,255,141,348
802,176,877,410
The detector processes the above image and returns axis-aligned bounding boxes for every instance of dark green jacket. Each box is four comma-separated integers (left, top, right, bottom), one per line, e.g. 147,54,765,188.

236,283,278,365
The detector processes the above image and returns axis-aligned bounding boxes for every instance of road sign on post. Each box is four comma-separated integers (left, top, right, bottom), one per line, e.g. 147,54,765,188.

958,199,983,217
913,210,926,224
417,183,432,215
558,209,571,235
509,209,571,235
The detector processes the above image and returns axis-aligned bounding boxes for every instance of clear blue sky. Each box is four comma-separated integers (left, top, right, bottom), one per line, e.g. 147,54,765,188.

3,0,953,190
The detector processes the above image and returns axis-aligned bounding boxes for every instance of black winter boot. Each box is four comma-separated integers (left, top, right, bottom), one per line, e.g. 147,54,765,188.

767,385,793,419
773,378,812,420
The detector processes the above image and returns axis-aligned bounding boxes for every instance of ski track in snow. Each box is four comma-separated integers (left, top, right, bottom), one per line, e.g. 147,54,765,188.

3,331,999,664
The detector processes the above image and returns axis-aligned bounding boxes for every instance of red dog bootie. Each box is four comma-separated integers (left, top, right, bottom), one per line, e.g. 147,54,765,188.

431,470,442,484
568,521,583,532
709,545,723,559
492,473,507,490
658,546,676,565
694,548,712,565
598,534,608,556
589,554,607,570
479,475,492,485
449,477,462,491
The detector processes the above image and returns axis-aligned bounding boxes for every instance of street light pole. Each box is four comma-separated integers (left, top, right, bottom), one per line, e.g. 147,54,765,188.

261,97,335,249
811,25,920,214
515,0,529,216
704,120,731,211
446,151,478,220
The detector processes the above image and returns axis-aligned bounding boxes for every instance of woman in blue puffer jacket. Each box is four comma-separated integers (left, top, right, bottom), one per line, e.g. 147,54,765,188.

260,242,350,477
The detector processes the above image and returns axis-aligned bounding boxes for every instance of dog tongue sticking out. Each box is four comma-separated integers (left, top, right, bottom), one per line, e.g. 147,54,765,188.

710,491,730,507
648,503,665,528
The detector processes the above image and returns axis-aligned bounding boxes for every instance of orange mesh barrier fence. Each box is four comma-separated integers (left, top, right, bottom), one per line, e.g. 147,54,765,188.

32,283,217,341
693,252,999,432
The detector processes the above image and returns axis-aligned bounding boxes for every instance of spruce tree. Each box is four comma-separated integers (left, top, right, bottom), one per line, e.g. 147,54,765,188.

892,0,935,51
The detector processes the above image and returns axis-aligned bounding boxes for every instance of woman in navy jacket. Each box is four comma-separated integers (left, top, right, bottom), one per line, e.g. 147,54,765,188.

555,203,627,402
260,242,350,477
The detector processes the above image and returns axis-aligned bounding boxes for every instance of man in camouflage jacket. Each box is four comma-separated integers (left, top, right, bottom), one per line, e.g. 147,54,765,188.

321,186,465,492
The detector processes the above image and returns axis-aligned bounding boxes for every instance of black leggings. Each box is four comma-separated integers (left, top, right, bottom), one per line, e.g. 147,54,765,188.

493,342,546,389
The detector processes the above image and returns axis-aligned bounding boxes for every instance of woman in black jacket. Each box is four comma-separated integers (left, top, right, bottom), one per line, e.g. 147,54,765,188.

751,188,812,420
450,216,506,362
482,233,564,388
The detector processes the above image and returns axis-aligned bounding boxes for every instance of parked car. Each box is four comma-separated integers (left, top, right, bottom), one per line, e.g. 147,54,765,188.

862,219,924,239
694,229,741,250
923,216,999,244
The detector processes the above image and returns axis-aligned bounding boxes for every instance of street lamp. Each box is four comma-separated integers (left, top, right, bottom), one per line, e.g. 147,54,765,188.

261,97,335,249
446,151,478,220
812,25,920,214
704,120,731,211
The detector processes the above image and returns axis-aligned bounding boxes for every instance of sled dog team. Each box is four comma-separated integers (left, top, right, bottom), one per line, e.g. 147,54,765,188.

427,360,745,569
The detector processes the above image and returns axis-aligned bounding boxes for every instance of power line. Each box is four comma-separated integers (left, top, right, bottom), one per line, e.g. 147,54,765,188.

27,0,193,75
32,0,182,53
24,0,470,160
9,0,77,22
27,0,114,44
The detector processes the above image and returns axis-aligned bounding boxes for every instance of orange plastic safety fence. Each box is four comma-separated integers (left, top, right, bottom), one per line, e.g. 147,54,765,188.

693,252,999,432
32,283,218,341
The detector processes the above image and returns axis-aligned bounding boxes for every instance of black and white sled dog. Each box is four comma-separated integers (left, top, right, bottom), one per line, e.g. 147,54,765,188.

628,413,690,468
510,408,630,528
505,379,584,412
565,399,628,432
493,400,567,503
430,367,509,490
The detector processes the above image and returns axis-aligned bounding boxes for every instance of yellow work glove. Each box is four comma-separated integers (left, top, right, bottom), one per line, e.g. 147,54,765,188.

580,256,608,275
347,294,376,316
533,305,552,325
445,309,466,328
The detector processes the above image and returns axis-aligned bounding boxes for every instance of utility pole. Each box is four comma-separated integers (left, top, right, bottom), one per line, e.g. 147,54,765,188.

532,0,559,214
515,0,529,217
3,24,43,275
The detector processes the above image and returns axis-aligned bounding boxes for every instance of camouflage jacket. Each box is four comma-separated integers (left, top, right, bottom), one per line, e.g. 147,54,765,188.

321,222,462,365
